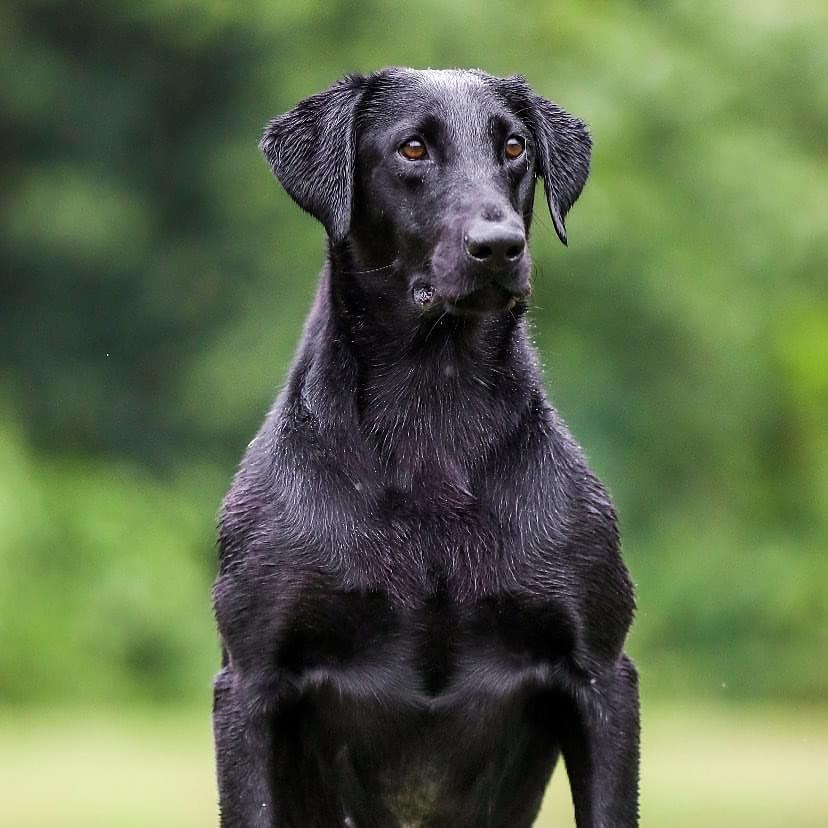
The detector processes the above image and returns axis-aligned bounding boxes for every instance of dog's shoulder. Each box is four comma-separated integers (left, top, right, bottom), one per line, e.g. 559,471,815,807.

489,392,618,544
218,388,325,555
488,396,634,655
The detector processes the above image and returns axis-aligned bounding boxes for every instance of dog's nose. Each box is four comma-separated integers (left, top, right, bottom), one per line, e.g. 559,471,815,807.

464,219,526,268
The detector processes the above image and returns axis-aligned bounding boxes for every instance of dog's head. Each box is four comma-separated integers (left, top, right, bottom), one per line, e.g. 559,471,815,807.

261,68,591,316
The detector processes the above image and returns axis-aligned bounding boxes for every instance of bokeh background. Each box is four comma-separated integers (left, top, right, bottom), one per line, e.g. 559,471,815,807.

1,0,826,825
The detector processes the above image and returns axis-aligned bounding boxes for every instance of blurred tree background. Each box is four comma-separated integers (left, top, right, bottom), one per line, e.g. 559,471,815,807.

1,0,826,715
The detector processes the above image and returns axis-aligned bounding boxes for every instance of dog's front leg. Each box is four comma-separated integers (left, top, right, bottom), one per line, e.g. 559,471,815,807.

560,654,640,828
213,665,279,828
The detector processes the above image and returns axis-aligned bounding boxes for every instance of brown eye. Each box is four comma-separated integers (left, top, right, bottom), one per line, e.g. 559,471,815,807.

399,138,427,161
504,135,526,160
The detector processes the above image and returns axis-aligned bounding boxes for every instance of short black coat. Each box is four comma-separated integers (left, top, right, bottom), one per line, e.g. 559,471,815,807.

213,67,639,828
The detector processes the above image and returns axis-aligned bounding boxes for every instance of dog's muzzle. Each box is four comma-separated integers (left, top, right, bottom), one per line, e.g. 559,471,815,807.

415,208,531,315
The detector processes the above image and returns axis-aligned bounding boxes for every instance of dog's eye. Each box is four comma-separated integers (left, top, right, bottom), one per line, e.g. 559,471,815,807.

504,136,526,160
399,138,428,161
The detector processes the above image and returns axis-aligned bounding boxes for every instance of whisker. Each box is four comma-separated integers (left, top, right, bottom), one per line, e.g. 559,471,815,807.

340,263,396,276
425,310,449,342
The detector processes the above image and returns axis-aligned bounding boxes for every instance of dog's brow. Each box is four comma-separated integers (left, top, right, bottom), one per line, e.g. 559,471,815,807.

419,92,500,150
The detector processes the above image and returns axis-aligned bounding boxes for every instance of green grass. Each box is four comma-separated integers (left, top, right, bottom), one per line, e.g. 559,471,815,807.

1,703,826,826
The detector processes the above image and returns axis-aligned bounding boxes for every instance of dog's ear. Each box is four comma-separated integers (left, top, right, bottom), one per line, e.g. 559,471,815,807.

259,74,366,242
501,76,591,245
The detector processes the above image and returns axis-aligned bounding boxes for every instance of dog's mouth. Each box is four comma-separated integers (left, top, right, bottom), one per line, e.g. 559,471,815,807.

445,284,520,315
412,282,526,316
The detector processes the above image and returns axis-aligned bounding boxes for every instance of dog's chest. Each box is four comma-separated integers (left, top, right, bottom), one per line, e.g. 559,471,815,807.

279,574,576,704
281,579,571,826
272,486,579,698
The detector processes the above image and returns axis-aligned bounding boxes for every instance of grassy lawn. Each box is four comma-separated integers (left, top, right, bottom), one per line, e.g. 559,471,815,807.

1,703,826,826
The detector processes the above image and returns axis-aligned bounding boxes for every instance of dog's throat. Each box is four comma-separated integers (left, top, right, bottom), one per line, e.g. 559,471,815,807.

356,356,514,495
315,262,534,495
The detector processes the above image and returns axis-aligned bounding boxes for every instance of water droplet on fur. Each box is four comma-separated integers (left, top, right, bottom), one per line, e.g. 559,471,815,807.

413,284,436,307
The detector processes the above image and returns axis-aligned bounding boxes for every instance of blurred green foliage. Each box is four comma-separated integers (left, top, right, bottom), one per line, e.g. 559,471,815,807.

1,0,826,705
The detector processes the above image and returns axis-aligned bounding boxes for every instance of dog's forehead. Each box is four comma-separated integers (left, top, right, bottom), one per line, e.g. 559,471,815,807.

362,68,513,134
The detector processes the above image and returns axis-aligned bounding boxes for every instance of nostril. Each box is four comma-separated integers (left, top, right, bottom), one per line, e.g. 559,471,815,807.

506,243,524,260
466,237,493,260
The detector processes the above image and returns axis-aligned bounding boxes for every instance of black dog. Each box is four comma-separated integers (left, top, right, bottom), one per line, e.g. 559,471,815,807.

213,68,639,828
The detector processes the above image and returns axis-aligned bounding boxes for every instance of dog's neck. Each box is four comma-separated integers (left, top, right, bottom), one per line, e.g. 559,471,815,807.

295,249,540,498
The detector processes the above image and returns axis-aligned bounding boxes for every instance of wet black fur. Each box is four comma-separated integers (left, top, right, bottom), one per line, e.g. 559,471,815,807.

213,68,639,827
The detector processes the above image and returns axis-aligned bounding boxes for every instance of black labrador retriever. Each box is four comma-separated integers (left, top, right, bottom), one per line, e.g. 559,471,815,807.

213,67,639,828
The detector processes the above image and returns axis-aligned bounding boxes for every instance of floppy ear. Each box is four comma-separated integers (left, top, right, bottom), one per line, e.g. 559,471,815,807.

501,76,591,245
259,74,366,242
